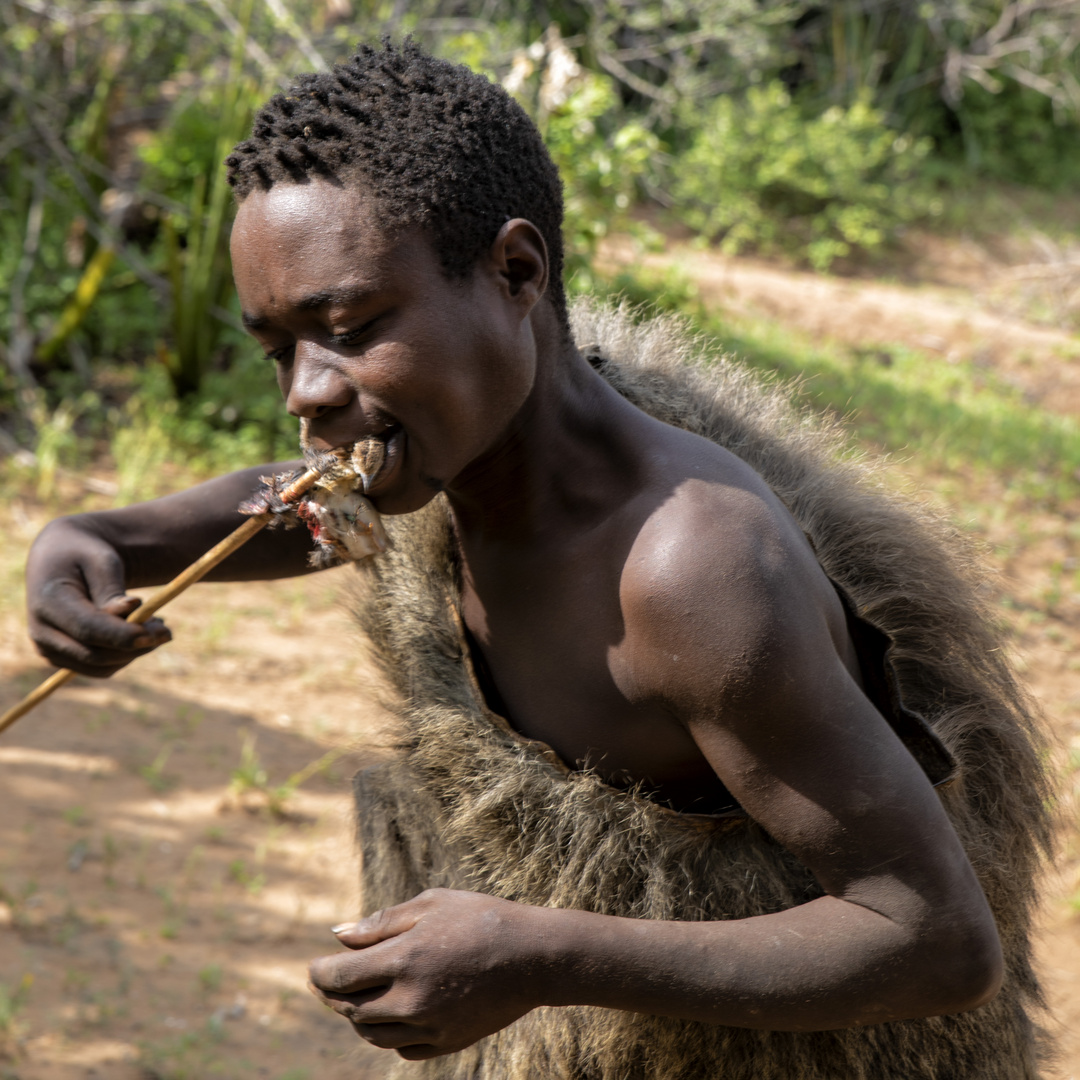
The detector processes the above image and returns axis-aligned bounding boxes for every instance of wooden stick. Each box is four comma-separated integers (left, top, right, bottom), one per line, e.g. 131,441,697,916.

0,466,323,736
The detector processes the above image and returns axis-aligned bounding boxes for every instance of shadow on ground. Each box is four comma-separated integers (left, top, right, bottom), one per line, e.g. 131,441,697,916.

0,640,394,1079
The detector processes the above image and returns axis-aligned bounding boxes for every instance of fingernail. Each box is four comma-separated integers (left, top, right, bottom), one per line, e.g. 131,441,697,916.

133,635,155,648
330,923,354,935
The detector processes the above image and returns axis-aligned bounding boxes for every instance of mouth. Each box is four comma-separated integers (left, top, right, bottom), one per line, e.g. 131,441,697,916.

299,421,406,498
352,424,404,496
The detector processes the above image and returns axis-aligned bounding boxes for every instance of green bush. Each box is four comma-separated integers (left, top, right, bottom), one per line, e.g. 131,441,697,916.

543,71,659,268
490,30,661,282
137,15,264,400
672,82,932,269
105,345,300,504
934,82,1080,190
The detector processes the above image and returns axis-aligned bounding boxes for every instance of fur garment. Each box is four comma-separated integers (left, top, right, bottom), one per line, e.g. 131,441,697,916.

348,299,1053,1079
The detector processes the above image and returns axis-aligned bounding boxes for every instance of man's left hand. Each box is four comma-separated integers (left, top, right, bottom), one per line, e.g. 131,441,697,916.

309,888,543,1059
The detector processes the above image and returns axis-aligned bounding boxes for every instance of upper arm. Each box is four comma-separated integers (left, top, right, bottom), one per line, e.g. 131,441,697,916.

621,483,992,934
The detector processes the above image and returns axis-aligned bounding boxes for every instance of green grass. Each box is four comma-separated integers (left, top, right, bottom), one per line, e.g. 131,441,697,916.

0,974,33,1057
714,315,1078,503
137,1018,227,1080
593,267,1080,508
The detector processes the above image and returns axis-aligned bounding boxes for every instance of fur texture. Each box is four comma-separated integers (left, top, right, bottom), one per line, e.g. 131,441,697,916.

347,300,1053,1079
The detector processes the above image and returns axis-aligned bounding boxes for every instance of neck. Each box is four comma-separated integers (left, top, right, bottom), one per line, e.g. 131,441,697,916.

445,333,647,549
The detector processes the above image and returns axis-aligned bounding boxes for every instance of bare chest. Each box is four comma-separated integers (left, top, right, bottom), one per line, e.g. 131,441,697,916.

459,559,735,813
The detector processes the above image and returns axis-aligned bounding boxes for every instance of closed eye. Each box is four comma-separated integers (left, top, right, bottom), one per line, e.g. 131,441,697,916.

330,312,387,348
332,308,397,345
259,311,387,362
264,344,294,363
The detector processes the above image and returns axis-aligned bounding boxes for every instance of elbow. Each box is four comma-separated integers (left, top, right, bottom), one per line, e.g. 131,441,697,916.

920,914,1004,1016
955,927,1005,1012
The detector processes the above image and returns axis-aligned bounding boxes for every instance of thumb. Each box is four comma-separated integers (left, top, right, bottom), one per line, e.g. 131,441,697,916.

330,906,419,949
81,546,133,612
99,594,170,642
100,595,142,619
83,551,169,637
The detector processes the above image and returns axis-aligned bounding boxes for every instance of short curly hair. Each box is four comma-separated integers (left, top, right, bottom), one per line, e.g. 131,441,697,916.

226,39,568,326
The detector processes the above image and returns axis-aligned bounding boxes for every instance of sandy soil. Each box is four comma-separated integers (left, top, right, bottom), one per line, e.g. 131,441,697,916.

0,558,393,1079
1,236,1078,1078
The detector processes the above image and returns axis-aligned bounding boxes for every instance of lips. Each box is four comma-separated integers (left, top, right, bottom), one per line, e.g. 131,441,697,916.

355,424,404,497
299,417,407,499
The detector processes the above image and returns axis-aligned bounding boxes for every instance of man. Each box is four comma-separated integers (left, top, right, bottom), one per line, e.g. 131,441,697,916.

26,40,1049,1078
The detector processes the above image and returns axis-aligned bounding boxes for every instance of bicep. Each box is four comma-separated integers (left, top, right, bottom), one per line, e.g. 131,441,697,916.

623,490,984,922
687,648,970,914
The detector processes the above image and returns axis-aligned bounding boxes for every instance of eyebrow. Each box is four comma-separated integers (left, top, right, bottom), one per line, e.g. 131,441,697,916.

242,286,375,331
296,286,374,311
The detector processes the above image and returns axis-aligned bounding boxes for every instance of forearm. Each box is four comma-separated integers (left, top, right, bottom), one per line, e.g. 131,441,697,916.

50,462,316,587
526,893,1001,1030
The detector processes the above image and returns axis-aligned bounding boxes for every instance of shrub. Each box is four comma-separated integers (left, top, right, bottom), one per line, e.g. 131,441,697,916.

495,30,660,281
673,82,931,269
544,71,659,265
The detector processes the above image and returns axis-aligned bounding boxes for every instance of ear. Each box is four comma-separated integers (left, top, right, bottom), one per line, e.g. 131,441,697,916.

486,218,549,312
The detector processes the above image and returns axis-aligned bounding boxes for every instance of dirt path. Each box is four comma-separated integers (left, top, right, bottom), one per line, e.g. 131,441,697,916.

600,232,1080,413
0,546,392,1079
2,239,1079,1078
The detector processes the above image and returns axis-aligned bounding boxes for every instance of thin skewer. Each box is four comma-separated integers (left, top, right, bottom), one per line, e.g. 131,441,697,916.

0,465,324,736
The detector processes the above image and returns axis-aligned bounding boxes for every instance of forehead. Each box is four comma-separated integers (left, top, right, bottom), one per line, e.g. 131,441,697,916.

230,180,427,304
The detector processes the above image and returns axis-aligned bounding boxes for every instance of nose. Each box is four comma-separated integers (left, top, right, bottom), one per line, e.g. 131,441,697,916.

284,350,353,420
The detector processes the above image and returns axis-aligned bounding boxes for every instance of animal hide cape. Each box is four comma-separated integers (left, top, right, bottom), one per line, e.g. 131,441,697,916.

348,299,1053,1080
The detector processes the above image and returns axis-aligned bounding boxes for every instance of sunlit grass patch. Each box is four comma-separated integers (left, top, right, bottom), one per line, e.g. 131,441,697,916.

0,973,33,1058
718,315,1079,503
137,1018,227,1080
594,266,1080,508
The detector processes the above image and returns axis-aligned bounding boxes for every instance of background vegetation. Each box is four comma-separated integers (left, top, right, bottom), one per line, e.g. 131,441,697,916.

1,0,1079,503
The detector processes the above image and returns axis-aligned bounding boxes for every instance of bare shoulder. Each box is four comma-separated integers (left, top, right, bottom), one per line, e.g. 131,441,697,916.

617,424,852,722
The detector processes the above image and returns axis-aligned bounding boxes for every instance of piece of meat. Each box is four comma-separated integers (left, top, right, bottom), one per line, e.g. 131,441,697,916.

238,438,391,568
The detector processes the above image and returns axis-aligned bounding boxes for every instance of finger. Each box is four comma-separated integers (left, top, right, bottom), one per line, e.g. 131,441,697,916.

331,904,421,949
30,621,164,677
320,988,430,1029
309,981,397,1029
81,545,133,610
311,950,403,997
100,596,170,642
100,595,141,619
310,985,385,1015
36,581,171,652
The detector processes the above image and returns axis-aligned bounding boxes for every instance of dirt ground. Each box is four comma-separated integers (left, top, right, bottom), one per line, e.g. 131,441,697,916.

2,234,1079,1078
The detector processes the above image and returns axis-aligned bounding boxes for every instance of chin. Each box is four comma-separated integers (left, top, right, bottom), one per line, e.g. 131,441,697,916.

369,482,444,517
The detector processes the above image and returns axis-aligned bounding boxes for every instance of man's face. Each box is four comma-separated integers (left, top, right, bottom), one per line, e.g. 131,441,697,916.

230,179,539,514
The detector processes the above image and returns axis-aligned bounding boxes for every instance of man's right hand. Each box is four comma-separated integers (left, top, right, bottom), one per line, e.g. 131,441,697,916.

26,518,172,677
23,461,317,679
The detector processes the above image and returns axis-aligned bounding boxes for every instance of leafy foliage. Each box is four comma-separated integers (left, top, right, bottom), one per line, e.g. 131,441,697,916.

931,81,1080,188
144,66,264,398
673,83,932,268
493,29,661,279
2,0,1080,486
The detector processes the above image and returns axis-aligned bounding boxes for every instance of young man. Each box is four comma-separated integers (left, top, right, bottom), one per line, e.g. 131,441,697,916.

26,41,1049,1078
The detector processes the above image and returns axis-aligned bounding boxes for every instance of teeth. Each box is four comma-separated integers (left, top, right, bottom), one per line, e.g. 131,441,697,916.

350,436,388,494
298,422,398,495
